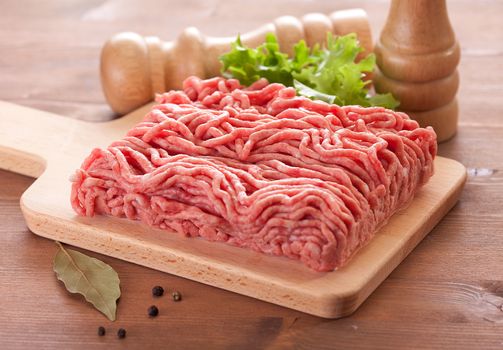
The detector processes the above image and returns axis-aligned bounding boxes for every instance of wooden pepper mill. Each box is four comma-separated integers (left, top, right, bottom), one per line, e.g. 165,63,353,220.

100,9,372,115
374,0,460,142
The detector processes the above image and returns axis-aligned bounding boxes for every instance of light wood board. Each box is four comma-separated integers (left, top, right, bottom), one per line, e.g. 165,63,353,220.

0,101,466,318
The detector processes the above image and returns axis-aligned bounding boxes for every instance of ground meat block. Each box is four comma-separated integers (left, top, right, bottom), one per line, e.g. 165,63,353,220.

70,76,437,272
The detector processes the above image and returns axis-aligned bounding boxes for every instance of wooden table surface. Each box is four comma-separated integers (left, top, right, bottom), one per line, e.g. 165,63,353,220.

1,1,502,349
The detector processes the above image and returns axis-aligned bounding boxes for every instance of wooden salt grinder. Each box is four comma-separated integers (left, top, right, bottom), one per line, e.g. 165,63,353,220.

374,0,460,142
100,9,372,116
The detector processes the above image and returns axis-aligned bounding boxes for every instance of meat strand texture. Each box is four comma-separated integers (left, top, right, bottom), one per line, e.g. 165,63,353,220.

70,76,437,271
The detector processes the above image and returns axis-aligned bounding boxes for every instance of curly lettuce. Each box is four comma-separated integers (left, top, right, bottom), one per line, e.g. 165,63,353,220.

219,33,399,109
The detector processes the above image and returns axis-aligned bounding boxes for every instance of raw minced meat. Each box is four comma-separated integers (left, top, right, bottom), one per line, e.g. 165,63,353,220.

71,76,437,272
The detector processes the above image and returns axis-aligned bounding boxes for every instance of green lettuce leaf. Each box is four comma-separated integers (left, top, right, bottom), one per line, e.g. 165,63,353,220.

293,79,337,104
220,33,293,86
219,33,399,109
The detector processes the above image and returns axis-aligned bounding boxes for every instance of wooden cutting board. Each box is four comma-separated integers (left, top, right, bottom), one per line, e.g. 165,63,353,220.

0,101,466,318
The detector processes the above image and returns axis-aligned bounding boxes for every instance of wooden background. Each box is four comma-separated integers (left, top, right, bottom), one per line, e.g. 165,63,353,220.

1,0,502,349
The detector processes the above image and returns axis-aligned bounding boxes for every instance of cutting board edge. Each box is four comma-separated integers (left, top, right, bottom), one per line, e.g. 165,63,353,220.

0,145,46,178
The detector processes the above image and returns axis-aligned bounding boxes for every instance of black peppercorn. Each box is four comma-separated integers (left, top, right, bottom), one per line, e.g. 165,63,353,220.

117,328,126,339
148,305,159,317
152,286,164,297
172,291,182,302
97,326,106,336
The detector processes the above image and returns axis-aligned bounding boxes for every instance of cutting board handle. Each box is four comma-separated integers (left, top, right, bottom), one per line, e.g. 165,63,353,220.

0,101,88,178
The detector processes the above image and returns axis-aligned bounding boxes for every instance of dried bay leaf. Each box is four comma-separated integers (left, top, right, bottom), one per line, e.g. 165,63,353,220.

53,242,121,321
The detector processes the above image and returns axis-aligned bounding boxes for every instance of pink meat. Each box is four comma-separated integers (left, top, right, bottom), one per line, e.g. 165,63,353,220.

70,76,437,272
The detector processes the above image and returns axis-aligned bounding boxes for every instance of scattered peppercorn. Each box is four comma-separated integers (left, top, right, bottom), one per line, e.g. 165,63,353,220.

172,291,182,302
152,286,164,297
148,305,159,317
97,326,106,336
117,328,126,339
